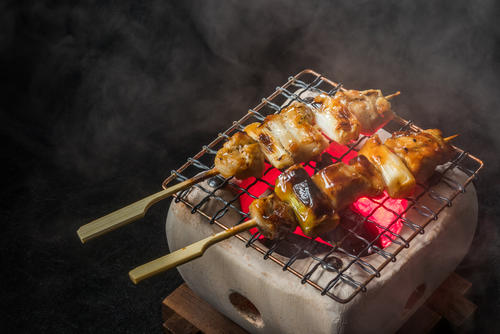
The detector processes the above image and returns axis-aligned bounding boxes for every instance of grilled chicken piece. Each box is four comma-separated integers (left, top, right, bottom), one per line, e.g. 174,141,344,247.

312,155,385,210
215,132,265,179
359,135,416,198
245,102,328,169
341,89,394,135
280,102,329,162
248,194,298,240
245,122,294,169
275,165,339,237
384,129,455,183
313,93,361,144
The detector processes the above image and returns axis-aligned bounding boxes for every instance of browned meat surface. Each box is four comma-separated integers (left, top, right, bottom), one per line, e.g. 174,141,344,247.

384,129,455,183
341,89,394,135
312,155,384,210
359,135,416,198
248,194,298,240
247,129,453,240
349,154,386,193
245,121,294,169
313,93,360,144
214,132,265,179
280,102,329,162
245,102,328,169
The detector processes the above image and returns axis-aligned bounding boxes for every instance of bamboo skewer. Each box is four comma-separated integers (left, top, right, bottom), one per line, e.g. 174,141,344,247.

77,168,219,243
78,91,404,244
129,219,257,284
444,134,459,143
385,91,401,100
129,132,460,284
78,132,457,244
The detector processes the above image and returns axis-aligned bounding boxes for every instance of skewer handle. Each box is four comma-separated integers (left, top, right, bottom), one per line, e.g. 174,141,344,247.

77,169,218,243
129,219,257,284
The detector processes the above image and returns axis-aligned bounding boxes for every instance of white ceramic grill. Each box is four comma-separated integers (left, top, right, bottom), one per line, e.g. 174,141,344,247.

162,70,482,333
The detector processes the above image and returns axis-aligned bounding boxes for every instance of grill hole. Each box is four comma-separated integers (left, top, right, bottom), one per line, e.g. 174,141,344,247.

229,292,264,328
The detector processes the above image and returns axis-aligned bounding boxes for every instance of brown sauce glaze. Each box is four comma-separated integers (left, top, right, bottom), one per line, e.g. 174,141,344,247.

282,166,335,218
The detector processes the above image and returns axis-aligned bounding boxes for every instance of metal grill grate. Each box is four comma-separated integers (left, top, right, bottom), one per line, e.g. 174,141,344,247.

161,69,483,303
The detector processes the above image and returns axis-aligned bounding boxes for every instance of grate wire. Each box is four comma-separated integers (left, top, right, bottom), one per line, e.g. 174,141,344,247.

161,69,483,303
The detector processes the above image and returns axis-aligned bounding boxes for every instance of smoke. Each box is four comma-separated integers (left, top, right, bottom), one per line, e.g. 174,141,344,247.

2,0,500,332
9,0,499,181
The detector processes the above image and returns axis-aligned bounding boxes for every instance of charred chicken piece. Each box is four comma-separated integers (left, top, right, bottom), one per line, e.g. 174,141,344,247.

312,155,385,210
359,135,416,198
275,165,339,237
341,89,394,135
313,93,361,144
248,194,298,240
245,122,294,169
215,132,266,179
245,102,328,169
384,129,455,183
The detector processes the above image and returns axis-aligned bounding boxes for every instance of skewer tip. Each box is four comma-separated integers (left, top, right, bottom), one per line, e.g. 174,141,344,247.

385,91,401,100
444,134,459,143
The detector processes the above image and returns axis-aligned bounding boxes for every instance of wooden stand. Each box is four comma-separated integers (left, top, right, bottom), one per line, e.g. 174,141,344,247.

161,272,476,334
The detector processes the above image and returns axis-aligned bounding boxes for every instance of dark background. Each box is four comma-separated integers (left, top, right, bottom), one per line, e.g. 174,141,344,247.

2,0,500,333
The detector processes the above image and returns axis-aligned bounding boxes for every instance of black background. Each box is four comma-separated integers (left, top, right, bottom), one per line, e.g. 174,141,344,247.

2,0,500,333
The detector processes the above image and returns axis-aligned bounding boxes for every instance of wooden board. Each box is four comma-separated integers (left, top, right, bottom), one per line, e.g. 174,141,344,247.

162,283,247,334
162,272,476,334
426,272,477,327
398,272,476,333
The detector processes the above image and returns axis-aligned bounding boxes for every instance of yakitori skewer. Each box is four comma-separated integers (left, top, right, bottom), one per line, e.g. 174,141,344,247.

128,129,456,284
77,89,399,243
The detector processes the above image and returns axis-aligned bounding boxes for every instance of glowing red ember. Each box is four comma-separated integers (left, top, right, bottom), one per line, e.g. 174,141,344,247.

351,195,405,248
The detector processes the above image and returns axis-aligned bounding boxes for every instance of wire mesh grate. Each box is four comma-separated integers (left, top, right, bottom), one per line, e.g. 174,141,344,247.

161,69,483,303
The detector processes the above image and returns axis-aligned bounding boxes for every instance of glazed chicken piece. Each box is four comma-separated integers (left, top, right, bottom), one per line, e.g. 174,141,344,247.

341,89,394,135
384,129,455,183
248,130,454,240
245,102,328,169
275,165,339,237
214,132,266,179
248,193,298,240
313,93,361,144
312,155,385,210
359,135,416,198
